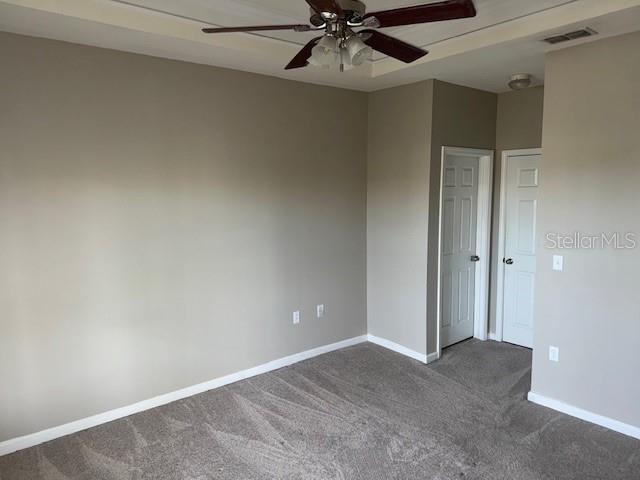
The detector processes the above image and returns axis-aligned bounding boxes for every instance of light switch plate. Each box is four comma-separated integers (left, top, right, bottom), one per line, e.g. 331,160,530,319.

316,304,325,318
292,311,300,325
549,346,559,362
553,255,564,271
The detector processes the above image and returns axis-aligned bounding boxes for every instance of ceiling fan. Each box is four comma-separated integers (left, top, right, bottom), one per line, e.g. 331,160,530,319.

202,0,477,71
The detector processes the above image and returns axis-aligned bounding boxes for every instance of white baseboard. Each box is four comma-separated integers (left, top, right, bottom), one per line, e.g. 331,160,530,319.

425,351,440,364
528,391,640,440
0,335,368,457
366,334,429,364
488,332,500,341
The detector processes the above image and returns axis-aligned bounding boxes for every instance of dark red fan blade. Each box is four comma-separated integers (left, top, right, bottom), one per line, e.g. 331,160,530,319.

305,0,343,16
363,0,476,28
285,37,323,70
360,30,428,64
203,24,310,34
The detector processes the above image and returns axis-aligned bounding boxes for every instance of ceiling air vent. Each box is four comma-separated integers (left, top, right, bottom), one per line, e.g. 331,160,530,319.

543,27,598,45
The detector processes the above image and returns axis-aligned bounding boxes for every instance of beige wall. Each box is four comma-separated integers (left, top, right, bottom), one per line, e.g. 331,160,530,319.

531,32,640,427
426,81,497,354
8,25,635,445
0,32,368,442
367,80,496,356
367,81,433,355
489,87,544,333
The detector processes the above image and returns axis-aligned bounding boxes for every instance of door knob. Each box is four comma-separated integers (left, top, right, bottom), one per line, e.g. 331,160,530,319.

470,255,480,262
504,258,514,265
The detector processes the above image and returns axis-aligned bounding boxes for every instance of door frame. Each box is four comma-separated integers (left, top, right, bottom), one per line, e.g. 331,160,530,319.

495,148,542,341
436,146,494,357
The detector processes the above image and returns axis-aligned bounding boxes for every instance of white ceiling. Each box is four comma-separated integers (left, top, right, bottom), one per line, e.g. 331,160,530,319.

124,0,573,59
1,0,640,92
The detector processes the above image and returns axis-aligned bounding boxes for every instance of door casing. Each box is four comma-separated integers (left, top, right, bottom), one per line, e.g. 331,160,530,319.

436,146,494,358
495,148,542,342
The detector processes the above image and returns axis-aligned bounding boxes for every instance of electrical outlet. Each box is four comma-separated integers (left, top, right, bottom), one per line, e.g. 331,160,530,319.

553,255,564,271
549,346,559,362
316,304,325,318
292,311,300,325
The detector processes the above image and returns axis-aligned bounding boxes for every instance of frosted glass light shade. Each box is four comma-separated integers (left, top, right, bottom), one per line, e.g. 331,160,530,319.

311,36,338,67
346,36,372,66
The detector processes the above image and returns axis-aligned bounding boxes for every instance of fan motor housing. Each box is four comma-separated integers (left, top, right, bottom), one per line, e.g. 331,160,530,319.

310,0,367,26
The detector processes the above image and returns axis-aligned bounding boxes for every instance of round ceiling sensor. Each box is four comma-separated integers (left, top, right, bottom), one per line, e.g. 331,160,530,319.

508,74,533,90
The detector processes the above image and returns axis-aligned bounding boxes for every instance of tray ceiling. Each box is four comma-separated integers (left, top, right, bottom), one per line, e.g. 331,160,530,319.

1,0,639,92
124,0,576,59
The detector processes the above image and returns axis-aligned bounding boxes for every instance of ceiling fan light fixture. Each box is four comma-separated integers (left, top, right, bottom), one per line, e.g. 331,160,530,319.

203,0,477,71
311,35,338,66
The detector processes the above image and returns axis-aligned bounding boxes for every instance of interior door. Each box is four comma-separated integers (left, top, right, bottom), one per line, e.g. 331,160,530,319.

440,153,479,348
502,153,541,348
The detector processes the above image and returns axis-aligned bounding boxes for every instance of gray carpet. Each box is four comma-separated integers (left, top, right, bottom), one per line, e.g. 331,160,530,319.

1,340,638,479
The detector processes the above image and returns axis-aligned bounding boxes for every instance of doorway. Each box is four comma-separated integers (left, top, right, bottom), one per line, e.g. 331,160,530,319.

495,149,542,348
437,147,493,354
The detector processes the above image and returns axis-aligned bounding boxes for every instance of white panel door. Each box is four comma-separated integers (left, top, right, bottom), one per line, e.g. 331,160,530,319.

440,154,479,348
502,154,541,348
